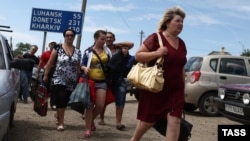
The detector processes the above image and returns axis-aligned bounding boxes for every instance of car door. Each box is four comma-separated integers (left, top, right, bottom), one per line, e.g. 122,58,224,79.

216,58,249,85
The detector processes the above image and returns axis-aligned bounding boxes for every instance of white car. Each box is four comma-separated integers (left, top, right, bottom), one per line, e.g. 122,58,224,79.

0,33,22,141
184,54,250,116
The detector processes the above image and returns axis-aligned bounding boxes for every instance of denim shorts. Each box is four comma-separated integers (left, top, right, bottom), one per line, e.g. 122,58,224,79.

112,78,127,108
94,81,107,90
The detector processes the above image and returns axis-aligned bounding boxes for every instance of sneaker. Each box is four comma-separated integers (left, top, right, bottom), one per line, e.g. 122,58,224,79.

116,124,125,131
23,100,28,104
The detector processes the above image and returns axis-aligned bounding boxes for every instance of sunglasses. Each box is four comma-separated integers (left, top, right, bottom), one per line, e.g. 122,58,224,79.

65,34,75,37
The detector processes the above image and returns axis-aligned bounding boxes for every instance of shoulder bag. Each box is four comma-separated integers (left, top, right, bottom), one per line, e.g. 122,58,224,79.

127,32,164,93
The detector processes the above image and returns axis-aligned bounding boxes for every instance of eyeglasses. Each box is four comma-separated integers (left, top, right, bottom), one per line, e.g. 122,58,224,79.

65,34,75,37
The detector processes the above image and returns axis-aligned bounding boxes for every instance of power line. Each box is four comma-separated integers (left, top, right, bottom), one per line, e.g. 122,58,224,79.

111,0,131,30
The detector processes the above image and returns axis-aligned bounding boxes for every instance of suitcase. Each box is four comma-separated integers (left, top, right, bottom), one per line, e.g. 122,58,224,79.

33,83,49,116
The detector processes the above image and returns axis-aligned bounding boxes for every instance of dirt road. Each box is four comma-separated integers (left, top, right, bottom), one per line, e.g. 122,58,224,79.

9,95,240,141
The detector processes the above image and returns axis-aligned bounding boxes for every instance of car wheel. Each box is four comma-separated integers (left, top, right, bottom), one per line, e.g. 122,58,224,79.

1,127,9,141
199,92,219,116
184,103,197,112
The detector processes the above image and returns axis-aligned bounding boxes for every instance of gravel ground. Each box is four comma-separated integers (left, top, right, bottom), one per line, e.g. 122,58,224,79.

9,95,241,141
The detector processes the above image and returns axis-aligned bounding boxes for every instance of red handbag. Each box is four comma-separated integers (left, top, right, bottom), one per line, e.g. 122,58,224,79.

105,85,115,105
33,83,49,116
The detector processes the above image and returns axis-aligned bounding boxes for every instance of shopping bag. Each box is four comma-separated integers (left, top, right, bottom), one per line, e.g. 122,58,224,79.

68,78,91,114
79,77,96,102
33,83,49,116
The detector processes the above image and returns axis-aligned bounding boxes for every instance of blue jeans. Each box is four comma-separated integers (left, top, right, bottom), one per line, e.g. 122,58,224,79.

112,78,127,108
20,70,32,101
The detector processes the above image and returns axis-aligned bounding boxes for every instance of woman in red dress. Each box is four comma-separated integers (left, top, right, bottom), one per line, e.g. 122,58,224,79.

131,6,187,141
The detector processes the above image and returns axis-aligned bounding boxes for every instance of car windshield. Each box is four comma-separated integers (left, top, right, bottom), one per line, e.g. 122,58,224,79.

185,57,203,72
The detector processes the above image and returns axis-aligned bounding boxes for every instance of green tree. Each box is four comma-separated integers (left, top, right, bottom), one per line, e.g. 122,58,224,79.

241,49,250,57
13,42,31,57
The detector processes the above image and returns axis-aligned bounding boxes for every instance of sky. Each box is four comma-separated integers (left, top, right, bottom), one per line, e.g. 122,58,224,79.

0,0,250,59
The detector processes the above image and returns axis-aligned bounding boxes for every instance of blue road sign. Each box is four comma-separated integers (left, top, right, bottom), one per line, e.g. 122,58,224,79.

30,8,83,34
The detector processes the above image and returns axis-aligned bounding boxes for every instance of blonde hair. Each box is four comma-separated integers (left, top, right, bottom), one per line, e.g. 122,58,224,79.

157,6,186,32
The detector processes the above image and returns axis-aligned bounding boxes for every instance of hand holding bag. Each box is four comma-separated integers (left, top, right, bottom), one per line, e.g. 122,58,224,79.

127,32,164,93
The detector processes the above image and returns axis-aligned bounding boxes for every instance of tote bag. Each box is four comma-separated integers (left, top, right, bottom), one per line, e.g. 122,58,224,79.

68,78,91,114
127,32,164,93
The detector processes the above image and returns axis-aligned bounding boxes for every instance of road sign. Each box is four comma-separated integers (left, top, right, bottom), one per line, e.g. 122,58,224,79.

30,8,83,34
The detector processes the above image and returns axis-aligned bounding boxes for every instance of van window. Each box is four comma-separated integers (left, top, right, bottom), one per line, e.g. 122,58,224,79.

185,57,202,72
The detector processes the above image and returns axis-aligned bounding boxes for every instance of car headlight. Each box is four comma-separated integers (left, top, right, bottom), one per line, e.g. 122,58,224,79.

242,93,250,105
218,88,226,99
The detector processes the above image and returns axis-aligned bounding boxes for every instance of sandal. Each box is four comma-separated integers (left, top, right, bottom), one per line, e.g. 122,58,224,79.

57,125,64,131
84,130,91,138
116,124,125,131
91,122,96,131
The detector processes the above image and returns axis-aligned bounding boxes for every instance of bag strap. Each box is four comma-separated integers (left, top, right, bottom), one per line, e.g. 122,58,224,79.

92,49,108,80
156,32,164,64
157,32,164,48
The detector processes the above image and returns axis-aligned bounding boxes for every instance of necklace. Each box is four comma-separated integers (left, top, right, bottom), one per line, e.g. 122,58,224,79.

165,31,178,39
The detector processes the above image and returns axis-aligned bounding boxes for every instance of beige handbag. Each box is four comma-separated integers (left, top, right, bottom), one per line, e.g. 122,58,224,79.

127,32,164,93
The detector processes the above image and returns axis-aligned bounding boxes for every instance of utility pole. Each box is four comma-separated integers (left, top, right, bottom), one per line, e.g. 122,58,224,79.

76,0,87,49
139,30,144,45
